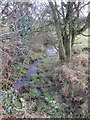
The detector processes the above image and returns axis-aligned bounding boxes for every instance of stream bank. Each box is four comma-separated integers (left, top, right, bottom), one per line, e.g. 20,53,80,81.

14,46,57,90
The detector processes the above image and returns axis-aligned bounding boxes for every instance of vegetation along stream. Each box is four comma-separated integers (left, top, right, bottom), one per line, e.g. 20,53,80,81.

14,46,57,90
1,0,89,118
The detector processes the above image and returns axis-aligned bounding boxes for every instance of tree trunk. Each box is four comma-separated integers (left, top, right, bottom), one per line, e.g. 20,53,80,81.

49,1,66,62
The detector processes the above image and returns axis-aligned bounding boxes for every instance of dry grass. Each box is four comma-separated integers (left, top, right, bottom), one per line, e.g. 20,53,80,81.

53,52,88,118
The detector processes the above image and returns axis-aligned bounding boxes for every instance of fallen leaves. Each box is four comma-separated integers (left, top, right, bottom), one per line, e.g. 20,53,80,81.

53,53,88,117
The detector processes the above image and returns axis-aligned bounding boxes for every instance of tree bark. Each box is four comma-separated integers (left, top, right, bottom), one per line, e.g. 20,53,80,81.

48,1,90,63
49,1,66,62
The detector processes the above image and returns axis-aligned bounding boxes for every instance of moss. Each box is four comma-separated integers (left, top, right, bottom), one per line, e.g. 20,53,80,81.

30,88,40,98
34,52,45,59
38,58,51,68
21,93,30,100
12,64,27,80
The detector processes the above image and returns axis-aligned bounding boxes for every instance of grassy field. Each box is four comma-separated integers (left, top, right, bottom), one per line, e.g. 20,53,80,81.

74,29,88,50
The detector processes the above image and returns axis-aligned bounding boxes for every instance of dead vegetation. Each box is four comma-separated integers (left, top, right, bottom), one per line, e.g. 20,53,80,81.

53,52,88,118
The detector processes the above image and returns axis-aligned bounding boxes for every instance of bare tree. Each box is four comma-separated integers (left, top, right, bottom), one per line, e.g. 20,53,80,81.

0,0,90,62
48,0,90,62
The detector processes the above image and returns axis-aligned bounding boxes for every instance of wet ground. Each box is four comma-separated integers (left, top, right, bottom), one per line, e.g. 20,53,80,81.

14,46,57,90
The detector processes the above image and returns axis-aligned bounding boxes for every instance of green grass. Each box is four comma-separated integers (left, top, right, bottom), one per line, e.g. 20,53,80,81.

38,54,58,68
34,52,45,59
27,53,66,117
17,32,88,117
3,31,88,117
74,29,88,50
12,64,28,80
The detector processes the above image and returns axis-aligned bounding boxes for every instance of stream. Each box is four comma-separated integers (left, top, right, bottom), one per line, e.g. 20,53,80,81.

14,46,57,91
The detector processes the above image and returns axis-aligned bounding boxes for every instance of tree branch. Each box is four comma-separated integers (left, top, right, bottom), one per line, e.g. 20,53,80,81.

79,1,90,11
81,33,90,37
0,21,54,38
76,12,90,36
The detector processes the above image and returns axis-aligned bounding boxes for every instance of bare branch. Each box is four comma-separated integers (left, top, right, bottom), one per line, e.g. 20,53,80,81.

79,1,90,10
76,12,90,36
81,33,90,37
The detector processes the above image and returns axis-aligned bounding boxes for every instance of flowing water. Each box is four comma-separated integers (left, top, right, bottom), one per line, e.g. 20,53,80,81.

14,46,57,90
